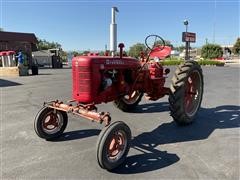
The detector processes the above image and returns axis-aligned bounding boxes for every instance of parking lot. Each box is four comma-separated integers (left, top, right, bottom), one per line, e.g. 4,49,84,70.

1,65,239,179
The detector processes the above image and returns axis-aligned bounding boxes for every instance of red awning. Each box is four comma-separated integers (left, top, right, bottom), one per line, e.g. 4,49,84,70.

6,51,15,55
0,51,15,56
0,51,7,56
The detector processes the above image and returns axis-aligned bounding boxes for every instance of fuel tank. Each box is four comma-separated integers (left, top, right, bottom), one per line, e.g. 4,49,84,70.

72,55,141,104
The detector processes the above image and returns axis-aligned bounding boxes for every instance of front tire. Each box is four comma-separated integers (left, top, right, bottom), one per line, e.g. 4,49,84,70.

96,121,131,171
169,61,204,125
34,107,68,140
114,91,143,112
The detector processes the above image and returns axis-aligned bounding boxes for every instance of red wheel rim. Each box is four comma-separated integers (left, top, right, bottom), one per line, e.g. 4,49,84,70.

42,111,63,134
107,130,127,161
184,70,202,117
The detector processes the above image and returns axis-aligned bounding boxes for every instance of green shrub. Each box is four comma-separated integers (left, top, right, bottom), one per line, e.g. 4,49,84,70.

201,44,223,59
160,59,184,66
198,59,225,66
165,57,183,61
160,59,224,66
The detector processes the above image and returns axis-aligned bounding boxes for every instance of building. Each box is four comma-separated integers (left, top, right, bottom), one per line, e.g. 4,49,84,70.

0,31,38,67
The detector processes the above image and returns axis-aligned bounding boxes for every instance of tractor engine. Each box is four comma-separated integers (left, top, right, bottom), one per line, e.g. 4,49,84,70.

72,55,141,104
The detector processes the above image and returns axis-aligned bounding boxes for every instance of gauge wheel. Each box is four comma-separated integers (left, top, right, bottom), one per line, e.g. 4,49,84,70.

96,121,131,171
169,60,204,125
34,107,68,140
114,91,143,112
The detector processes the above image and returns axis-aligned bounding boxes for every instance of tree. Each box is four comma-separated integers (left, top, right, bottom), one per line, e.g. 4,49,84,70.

60,50,68,62
128,43,146,58
0,27,4,31
175,45,185,52
37,38,61,50
98,51,105,56
201,44,223,59
83,50,90,55
233,38,240,55
155,40,173,49
69,51,80,57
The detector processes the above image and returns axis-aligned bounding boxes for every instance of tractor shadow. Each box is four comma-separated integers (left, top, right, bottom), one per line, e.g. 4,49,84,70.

51,129,101,142
113,143,180,174
130,101,169,113
113,104,240,174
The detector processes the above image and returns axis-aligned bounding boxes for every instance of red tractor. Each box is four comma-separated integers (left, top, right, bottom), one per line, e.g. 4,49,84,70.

34,34,203,171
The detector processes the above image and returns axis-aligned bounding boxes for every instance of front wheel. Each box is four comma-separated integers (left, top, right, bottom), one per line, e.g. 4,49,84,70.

34,107,68,140
169,61,204,125
96,121,131,171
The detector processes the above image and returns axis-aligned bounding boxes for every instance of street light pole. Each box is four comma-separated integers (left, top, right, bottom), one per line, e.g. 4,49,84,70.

184,20,189,61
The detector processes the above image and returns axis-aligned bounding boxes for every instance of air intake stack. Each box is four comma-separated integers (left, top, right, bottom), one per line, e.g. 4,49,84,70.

110,7,119,56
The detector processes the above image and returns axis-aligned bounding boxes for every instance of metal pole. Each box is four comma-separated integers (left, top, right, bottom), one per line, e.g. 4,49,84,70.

110,7,119,57
213,0,216,43
185,24,189,61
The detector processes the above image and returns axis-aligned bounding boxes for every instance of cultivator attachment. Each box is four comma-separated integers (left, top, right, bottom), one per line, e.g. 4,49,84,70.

44,100,111,126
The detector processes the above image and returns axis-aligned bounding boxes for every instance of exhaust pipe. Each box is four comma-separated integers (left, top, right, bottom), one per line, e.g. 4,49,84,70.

110,7,119,57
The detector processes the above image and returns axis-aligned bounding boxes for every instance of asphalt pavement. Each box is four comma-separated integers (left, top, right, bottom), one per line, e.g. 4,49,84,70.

1,65,239,179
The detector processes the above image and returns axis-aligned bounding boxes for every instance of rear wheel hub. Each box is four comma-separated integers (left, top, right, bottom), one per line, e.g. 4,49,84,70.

184,70,202,117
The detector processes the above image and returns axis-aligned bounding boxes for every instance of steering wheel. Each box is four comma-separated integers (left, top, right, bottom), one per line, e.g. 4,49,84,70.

145,34,166,51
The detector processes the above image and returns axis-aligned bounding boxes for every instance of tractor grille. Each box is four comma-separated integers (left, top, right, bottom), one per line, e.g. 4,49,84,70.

79,73,91,79
79,75,91,92
79,84,91,92
78,66,91,93
78,66,91,72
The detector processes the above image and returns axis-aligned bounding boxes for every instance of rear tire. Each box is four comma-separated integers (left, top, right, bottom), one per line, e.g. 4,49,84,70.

34,107,68,140
114,91,143,112
169,61,204,125
96,121,131,171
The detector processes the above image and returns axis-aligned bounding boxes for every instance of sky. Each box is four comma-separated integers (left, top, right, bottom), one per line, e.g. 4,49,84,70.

0,0,239,51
